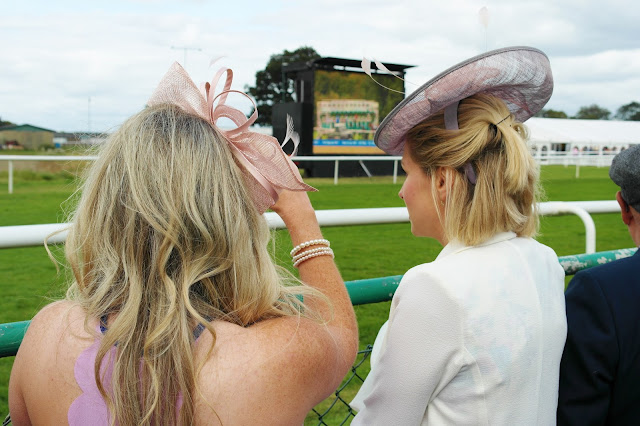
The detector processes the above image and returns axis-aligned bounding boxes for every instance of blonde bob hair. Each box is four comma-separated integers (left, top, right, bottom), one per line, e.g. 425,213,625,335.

405,93,541,246
64,103,313,425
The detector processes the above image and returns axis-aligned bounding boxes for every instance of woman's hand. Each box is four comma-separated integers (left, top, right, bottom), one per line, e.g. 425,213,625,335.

270,190,317,234
271,189,313,217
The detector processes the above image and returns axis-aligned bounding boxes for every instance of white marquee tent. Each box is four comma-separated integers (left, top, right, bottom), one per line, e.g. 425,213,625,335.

526,117,640,153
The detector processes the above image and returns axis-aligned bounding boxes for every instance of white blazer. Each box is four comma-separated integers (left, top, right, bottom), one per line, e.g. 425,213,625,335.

351,232,567,425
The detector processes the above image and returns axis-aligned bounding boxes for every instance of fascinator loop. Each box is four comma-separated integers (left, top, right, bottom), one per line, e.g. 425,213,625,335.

148,62,315,213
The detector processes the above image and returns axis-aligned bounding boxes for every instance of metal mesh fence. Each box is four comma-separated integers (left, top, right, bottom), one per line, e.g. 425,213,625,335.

309,345,373,425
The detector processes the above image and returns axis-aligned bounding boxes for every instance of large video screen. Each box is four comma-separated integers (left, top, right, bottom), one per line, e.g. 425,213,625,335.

313,69,404,155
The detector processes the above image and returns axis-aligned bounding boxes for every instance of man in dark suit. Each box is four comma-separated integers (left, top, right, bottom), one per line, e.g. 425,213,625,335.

558,144,640,425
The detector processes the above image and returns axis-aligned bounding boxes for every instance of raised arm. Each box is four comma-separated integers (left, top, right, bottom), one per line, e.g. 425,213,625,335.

270,190,358,365
243,189,359,414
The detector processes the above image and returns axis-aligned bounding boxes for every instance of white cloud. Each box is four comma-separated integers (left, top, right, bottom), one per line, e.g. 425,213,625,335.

2,0,639,130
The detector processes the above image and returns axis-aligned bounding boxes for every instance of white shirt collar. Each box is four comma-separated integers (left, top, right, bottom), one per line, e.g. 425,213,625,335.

436,231,517,260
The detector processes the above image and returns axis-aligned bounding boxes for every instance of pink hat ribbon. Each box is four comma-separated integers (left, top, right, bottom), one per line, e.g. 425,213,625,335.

148,62,315,213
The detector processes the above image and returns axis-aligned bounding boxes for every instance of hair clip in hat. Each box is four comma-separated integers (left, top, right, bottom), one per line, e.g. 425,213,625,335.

147,62,315,213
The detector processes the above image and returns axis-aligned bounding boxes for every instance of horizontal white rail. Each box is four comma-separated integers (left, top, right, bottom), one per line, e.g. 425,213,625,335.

0,155,98,161
1,155,401,191
264,207,409,229
557,200,619,213
0,224,69,249
0,201,620,253
2,151,616,192
292,156,402,184
0,155,98,194
534,151,617,177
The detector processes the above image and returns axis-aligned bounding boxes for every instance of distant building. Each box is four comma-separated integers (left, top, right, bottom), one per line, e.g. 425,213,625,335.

527,118,640,155
0,124,55,150
53,132,107,148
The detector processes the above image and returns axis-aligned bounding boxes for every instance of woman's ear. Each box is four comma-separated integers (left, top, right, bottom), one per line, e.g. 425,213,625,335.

435,167,451,203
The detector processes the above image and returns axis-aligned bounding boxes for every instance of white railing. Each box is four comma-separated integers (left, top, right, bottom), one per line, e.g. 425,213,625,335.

0,155,97,194
0,201,620,254
1,152,619,193
534,151,617,177
292,156,402,185
0,155,401,192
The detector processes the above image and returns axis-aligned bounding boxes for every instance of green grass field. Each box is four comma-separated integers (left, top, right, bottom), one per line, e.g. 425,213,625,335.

0,164,631,423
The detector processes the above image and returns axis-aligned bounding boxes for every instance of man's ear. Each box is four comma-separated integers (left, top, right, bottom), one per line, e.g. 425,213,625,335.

616,191,633,226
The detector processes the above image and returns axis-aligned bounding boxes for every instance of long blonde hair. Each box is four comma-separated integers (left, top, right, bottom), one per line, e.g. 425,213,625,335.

406,93,541,246
65,104,310,425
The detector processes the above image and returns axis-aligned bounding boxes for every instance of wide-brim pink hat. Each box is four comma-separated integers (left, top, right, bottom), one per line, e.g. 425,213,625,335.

375,46,554,155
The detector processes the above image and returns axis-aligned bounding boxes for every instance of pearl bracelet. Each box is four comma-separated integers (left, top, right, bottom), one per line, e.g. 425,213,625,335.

292,246,334,262
290,238,330,257
293,248,334,268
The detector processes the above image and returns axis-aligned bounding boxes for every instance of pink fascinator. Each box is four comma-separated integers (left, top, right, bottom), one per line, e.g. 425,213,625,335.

147,62,315,213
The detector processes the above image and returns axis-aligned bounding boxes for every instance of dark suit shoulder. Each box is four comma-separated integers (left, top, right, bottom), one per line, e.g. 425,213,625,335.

568,250,640,297
561,250,640,425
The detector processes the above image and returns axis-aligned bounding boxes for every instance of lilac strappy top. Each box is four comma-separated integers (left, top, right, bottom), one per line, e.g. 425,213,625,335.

67,318,206,425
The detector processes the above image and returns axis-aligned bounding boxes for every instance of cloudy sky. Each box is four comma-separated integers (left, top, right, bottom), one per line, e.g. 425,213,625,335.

3,0,639,132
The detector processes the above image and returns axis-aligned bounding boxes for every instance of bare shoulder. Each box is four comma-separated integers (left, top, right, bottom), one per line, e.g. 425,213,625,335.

250,315,346,381
196,315,349,423
218,314,344,386
31,299,82,324
9,300,91,424
22,300,89,344
13,300,91,371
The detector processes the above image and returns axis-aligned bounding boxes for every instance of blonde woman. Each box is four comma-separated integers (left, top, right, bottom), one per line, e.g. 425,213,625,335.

351,47,567,424
8,63,358,425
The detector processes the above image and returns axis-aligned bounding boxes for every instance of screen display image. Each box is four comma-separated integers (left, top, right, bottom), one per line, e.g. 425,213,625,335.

313,69,404,155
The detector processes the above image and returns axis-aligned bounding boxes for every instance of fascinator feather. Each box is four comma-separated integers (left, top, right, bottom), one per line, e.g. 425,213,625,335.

148,62,315,213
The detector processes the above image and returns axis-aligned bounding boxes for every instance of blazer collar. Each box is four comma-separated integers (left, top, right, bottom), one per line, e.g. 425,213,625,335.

436,231,517,260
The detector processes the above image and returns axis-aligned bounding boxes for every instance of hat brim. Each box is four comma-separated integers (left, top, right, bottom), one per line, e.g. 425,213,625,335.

375,46,554,155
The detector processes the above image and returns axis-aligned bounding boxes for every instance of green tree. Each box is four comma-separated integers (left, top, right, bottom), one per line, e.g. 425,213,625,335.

0,117,14,127
573,104,611,120
536,109,568,118
246,46,320,126
614,101,640,121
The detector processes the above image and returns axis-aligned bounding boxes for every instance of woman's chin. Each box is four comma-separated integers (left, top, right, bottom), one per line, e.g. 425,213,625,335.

409,223,423,238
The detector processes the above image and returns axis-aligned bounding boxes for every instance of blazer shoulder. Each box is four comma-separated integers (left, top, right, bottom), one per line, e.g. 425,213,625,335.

576,251,639,280
569,251,640,297
398,262,458,301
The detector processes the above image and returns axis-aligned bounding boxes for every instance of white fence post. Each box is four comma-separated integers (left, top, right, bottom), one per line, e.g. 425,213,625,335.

538,201,598,253
8,160,13,194
334,160,339,185
393,160,398,184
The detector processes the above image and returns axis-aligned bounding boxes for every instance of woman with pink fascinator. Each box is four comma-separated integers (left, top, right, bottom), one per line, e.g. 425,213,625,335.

351,47,567,424
8,62,358,425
